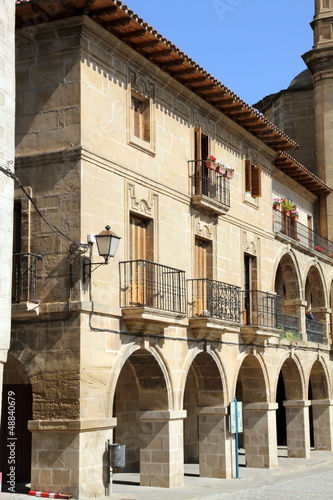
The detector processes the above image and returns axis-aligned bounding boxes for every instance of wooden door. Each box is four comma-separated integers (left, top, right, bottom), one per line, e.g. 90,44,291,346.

195,238,212,315
129,216,153,306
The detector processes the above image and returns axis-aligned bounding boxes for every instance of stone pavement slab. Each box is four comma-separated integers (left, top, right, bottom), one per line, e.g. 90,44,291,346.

1,450,333,500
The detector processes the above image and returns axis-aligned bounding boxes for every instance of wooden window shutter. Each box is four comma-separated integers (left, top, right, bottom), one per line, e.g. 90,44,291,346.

132,97,141,138
245,160,252,192
194,127,202,161
142,99,150,142
251,166,261,197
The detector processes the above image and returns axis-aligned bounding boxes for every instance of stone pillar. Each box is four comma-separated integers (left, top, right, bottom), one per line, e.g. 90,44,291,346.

284,400,311,458
243,403,278,468
139,410,186,488
197,406,232,478
28,418,116,499
311,399,333,450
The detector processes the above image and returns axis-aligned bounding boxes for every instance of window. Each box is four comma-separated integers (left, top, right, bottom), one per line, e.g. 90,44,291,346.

129,214,154,306
195,237,212,280
194,127,211,197
129,214,153,262
131,93,150,143
245,160,261,198
194,237,213,316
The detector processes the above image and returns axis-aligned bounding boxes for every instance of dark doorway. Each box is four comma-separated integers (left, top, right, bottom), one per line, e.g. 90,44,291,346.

276,373,287,446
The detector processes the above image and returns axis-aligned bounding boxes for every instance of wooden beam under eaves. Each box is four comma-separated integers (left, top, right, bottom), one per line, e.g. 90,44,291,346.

172,67,196,76
147,49,173,60
136,39,160,49
89,6,118,17
160,59,184,69
183,76,207,85
107,17,131,28
120,29,146,39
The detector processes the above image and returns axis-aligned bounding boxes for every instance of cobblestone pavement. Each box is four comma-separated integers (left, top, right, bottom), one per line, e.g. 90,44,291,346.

1,451,333,500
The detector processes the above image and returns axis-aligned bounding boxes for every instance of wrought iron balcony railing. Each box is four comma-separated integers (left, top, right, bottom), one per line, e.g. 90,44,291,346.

187,278,241,322
12,253,43,303
189,160,230,207
306,319,324,343
241,290,282,329
273,210,333,258
277,313,300,333
119,260,186,314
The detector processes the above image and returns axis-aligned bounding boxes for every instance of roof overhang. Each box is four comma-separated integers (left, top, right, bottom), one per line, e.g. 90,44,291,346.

16,0,299,152
275,152,332,196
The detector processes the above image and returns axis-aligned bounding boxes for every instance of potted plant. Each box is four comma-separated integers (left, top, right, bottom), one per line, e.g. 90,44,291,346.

216,162,226,175
315,245,323,252
281,199,294,216
290,209,299,221
205,155,217,170
224,165,235,179
273,197,282,211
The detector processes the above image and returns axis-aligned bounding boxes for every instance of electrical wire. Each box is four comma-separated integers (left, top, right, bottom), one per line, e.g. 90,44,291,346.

0,162,75,243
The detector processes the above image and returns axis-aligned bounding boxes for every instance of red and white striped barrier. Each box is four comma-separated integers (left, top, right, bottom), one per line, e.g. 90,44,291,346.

28,492,71,499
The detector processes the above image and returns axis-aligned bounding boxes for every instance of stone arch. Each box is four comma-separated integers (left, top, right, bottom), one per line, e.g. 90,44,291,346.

304,263,327,310
183,352,224,459
276,356,308,453
308,359,333,451
279,356,304,400
112,346,169,473
273,251,301,317
236,354,268,403
308,359,330,400
107,342,172,417
0,354,32,483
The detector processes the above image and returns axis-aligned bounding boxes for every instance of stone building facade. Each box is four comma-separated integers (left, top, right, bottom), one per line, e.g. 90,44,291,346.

2,1,333,498
0,0,15,434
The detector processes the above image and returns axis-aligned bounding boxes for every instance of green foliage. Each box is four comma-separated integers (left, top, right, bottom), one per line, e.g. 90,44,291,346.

279,328,302,344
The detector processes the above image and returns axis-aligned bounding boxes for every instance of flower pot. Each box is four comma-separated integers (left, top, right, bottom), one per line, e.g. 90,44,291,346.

283,210,291,217
273,204,281,211
205,160,216,170
291,216,299,222
225,170,234,179
217,165,226,175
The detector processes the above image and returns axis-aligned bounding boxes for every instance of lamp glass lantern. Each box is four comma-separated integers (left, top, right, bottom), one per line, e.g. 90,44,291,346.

95,225,121,264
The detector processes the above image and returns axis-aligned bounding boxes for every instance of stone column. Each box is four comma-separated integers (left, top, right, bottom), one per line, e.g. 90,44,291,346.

243,403,278,468
28,418,116,499
139,410,186,488
311,399,333,450
284,400,310,458
197,406,232,478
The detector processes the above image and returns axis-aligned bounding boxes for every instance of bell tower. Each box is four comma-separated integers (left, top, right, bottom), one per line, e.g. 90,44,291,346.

303,0,333,238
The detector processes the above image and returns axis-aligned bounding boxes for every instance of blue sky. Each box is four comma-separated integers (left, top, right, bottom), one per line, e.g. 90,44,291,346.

125,0,314,106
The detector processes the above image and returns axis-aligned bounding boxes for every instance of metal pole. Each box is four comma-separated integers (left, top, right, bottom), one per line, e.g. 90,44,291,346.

234,396,241,479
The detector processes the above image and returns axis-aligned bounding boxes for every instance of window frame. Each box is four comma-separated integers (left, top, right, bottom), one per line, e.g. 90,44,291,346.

127,88,155,156
245,159,262,198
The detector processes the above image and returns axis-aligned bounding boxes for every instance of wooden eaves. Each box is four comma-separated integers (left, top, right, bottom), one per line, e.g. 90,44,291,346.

16,0,299,153
275,152,332,196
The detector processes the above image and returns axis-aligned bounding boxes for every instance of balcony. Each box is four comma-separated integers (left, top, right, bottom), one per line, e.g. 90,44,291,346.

278,313,300,333
119,260,187,333
306,319,324,343
189,160,231,215
273,210,333,258
187,278,241,337
12,252,43,319
240,290,282,342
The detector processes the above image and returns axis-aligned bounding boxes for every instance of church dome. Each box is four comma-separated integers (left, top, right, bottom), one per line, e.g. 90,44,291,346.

288,69,313,90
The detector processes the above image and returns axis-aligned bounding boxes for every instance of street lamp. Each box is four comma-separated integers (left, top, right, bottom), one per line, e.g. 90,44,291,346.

83,225,121,283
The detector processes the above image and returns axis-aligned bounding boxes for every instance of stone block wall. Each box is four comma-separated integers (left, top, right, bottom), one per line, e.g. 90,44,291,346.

0,0,15,412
